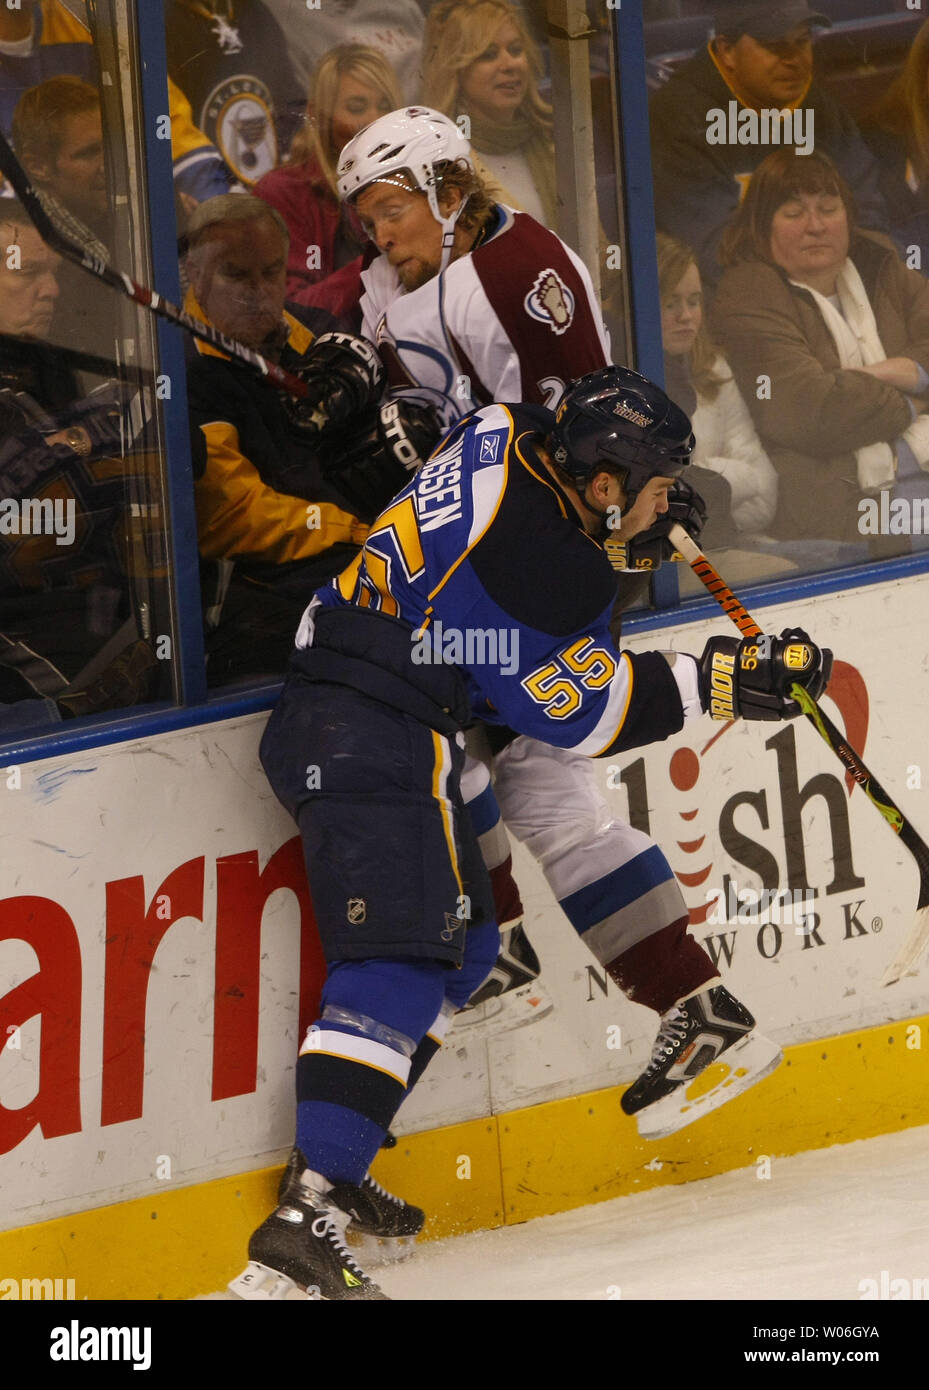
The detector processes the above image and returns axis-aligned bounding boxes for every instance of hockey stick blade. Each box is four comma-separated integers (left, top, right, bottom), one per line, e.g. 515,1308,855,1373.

668,522,929,985
0,128,308,399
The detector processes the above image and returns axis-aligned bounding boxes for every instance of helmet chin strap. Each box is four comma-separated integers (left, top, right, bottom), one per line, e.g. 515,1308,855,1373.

579,480,619,539
580,473,636,537
426,181,469,273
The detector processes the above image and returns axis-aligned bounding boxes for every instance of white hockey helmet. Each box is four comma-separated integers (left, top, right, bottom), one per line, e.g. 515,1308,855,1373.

337,106,474,271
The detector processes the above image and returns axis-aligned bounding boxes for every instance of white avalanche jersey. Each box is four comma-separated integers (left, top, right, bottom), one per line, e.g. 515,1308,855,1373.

360,206,610,424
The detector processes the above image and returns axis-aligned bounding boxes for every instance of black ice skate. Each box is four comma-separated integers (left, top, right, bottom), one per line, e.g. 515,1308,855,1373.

277,1147,424,1264
452,921,553,1038
228,1169,390,1301
622,985,783,1139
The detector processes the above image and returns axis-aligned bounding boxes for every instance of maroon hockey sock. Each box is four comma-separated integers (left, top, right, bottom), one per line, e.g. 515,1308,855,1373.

605,915,719,1014
489,854,523,932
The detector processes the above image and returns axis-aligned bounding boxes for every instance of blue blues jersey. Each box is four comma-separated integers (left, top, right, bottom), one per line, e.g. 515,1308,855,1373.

308,404,685,758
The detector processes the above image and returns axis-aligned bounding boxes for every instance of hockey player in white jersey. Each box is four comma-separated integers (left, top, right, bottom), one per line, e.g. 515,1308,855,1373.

236,366,831,1299
341,106,610,420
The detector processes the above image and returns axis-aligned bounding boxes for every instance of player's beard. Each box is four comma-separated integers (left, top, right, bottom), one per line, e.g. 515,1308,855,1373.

397,257,437,292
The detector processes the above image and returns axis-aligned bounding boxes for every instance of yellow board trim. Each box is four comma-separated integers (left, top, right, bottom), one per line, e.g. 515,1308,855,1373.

0,1014,925,1299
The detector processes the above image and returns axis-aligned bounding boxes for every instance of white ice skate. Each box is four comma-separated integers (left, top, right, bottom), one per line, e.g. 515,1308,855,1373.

451,921,553,1039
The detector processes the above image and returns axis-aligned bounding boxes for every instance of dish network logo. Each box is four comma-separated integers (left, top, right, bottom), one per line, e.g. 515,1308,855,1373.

616,662,873,961
0,837,324,1157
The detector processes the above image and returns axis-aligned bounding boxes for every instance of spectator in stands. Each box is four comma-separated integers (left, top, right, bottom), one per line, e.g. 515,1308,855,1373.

712,149,929,553
658,231,778,542
0,2,232,212
11,76,114,354
422,0,556,228
861,17,929,265
182,194,436,683
650,0,890,288
254,45,402,322
164,0,306,189
12,76,106,238
261,0,425,104
0,202,159,729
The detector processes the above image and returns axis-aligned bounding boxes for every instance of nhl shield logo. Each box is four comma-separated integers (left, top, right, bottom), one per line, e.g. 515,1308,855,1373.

524,268,575,336
347,897,367,925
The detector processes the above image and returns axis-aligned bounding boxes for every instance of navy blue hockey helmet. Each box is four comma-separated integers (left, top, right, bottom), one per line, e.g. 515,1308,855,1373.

548,366,694,510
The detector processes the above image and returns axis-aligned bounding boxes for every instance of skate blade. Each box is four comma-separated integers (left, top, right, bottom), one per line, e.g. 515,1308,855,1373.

881,903,929,986
227,1261,323,1301
635,1032,783,1140
345,1228,419,1266
450,980,554,1039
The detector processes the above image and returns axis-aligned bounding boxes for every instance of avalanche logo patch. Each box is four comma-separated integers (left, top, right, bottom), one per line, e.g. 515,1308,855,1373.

202,75,277,184
524,268,575,336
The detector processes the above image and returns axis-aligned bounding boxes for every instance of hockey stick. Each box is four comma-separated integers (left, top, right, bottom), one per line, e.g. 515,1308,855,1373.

668,522,929,986
0,332,155,385
0,129,310,400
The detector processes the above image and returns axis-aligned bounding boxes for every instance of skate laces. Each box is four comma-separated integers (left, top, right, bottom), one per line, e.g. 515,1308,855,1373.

311,1206,368,1278
643,1005,690,1076
363,1175,401,1206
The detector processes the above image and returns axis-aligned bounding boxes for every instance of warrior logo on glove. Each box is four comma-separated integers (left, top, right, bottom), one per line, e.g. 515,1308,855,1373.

784,642,813,671
700,628,832,722
708,647,736,721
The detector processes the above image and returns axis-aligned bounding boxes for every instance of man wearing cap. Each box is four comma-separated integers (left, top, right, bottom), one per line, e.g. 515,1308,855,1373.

650,0,890,286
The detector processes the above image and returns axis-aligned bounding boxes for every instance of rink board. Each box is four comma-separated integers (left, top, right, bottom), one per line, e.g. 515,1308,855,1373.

1,573,928,1296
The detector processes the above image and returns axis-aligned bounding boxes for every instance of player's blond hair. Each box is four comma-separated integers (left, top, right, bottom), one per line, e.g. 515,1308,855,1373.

422,0,552,137
288,45,403,196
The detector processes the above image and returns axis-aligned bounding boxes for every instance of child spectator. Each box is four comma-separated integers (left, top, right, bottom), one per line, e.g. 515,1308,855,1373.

658,231,778,541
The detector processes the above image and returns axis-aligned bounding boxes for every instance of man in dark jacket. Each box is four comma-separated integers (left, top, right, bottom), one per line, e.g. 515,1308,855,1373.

650,0,890,286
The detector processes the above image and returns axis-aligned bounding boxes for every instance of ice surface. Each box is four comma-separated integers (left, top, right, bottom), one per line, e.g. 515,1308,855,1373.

379,1125,929,1301
207,1125,929,1301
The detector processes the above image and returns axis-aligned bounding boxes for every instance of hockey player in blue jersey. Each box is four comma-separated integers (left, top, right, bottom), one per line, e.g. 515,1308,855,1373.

230,366,831,1300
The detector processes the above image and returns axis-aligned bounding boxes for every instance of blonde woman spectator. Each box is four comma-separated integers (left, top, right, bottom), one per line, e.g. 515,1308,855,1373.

254,45,402,321
422,0,557,228
658,232,778,538
861,18,929,258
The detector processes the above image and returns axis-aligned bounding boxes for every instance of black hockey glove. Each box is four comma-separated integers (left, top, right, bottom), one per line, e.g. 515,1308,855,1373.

0,387,43,438
603,478,707,572
283,332,385,436
698,627,833,721
316,397,443,521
